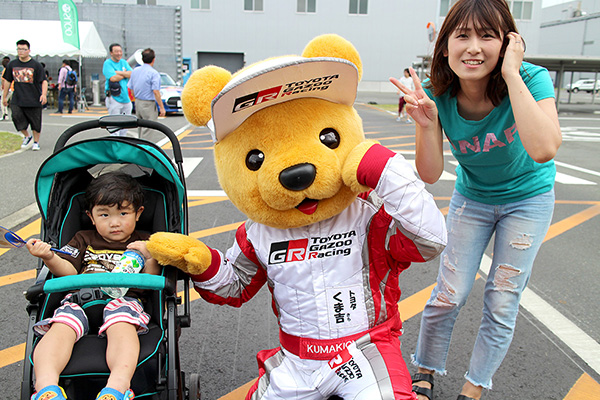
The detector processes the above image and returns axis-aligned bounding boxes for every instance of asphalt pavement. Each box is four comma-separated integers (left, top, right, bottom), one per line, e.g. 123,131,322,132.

0,95,599,399
0,91,598,228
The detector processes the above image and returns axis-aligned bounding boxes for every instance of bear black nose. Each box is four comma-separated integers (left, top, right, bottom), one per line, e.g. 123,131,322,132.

279,163,316,191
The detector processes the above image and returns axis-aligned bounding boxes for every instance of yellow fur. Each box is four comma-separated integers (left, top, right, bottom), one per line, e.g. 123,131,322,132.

215,99,364,228
342,141,378,193
147,34,371,273
147,232,211,275
181,66,231,126
302,34,363,80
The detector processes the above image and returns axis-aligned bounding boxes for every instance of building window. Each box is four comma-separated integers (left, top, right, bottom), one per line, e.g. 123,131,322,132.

349,0,367,15
439,0,458,16
441,0,533,20
297,0,316,13
245,0,263,11
191,0,210,10
507,0,533,20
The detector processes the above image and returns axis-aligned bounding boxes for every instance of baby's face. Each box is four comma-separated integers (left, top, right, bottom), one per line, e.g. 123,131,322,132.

87,202,143,243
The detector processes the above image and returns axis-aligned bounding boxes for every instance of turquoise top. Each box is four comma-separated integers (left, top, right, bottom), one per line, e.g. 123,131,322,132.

103,58,133,104
424,62,557,204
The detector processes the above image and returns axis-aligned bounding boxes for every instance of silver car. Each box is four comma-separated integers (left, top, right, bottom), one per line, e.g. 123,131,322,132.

566,79,600,93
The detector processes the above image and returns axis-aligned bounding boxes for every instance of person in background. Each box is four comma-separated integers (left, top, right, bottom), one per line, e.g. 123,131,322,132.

396,68,414,123
40,62,50,109
103,43,132,136
128,48,166,137
1,39,47,151
1,56,10,120
57,60,76,114
391,0,561,399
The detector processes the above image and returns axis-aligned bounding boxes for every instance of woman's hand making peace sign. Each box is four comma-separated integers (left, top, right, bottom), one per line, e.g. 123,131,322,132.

389,67,438,129
389,67,445,184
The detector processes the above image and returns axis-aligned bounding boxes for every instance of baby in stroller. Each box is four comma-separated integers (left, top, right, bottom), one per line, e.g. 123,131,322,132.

26,171,160,400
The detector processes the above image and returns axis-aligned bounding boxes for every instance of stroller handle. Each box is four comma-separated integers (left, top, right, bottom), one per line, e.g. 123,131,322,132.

54,115,184,164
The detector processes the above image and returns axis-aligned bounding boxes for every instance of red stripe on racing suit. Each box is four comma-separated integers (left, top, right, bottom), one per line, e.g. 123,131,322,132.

190,144,447,341
193,224,267,307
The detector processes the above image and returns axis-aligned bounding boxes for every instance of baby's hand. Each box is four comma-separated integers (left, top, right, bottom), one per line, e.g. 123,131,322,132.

26,238,54,261
128,241,152,261
129,240,161,276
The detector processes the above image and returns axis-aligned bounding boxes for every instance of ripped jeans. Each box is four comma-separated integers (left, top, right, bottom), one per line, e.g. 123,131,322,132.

412,189,554,389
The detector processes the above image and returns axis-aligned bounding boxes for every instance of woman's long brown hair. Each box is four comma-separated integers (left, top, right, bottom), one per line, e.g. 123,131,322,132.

427,0,520,106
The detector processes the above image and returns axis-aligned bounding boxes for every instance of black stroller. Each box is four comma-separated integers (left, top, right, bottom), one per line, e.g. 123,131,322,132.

21,116,200,400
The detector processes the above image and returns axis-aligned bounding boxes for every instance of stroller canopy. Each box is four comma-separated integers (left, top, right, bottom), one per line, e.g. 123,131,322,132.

36,138,186,220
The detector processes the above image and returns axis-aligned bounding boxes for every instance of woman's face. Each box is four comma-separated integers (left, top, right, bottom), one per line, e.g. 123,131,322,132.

444,19,504,85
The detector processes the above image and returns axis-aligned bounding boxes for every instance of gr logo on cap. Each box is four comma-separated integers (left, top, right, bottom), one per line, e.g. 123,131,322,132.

206,56,359,143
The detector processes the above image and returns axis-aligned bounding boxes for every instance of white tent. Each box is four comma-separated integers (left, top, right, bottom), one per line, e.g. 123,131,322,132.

1,20,107,110
0,20,107,58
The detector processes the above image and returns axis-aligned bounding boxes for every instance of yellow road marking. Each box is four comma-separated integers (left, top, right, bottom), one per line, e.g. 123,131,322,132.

0,199,594,286
398,274,482,321
376,135,414,141
2,118,596,394
161,128,194,149
180,146,215,150
0,269,36,288
187,197,229,207
190,222,244,240
0,219,42,257
0,343,25,369
361,103,390,114
187,132,212,137
398,283,436,321
545,203,600,242
387,142,416,148
564,373,600,400
181,139,214,145
217,379,257,400
1,199,599,392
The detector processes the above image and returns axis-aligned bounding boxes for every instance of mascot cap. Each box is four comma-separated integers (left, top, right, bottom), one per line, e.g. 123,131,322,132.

208,56,359,142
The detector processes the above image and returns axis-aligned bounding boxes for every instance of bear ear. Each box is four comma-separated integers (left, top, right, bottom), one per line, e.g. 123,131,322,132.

182,66,232,126
302,34,362,81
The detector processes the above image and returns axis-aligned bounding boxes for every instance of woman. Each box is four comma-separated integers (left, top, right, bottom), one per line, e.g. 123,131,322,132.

397,67,414,123
391,0,561,399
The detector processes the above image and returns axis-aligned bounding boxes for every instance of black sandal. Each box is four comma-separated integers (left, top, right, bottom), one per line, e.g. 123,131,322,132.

456,396,477,400
412,373,434,400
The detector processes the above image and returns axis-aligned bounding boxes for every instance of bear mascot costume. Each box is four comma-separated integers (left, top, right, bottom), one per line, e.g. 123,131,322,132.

146,34,447,399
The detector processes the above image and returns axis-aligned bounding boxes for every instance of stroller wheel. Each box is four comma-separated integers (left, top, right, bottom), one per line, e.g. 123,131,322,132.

187,373,201,400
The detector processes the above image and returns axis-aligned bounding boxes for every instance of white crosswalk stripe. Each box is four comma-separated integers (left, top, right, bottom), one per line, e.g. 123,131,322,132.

555,172,596,185
182,157,203,179
561,127,600,142
181,155,597,191
400,159,600,185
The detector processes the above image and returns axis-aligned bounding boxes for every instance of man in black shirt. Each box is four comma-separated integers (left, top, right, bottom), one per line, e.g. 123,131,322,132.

1,39,48,151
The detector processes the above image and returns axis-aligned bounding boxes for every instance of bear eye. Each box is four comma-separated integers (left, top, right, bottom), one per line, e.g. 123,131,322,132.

319,128,340,149
246,150,265,171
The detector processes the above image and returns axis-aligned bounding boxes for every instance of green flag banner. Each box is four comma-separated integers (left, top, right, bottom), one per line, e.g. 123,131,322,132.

58,0,80,49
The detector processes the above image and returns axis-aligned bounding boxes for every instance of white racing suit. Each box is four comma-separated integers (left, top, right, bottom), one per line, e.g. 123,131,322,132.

191,145,447,399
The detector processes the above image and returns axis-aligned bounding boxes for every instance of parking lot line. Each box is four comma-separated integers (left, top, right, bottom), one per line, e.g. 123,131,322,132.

2,199,599,398
0,343,25,369
544,203,600,241
0,269,35,288
564,373,600,400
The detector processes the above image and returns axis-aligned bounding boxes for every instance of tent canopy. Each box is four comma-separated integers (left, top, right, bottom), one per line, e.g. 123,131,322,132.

0,20,107,58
